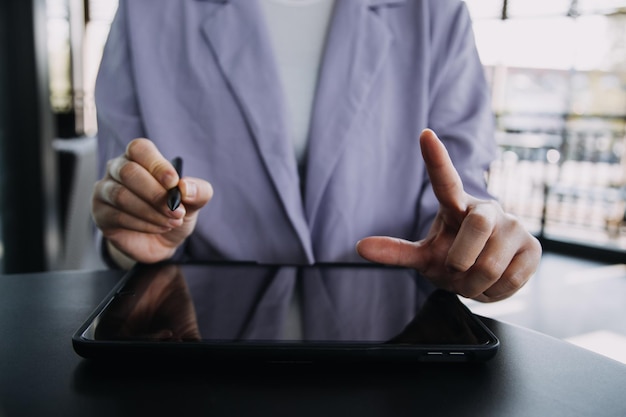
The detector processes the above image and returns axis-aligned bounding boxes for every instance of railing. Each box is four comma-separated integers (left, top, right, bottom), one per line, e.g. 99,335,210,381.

487,121,626,258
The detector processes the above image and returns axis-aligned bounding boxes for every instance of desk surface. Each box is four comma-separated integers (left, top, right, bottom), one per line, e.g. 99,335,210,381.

1,268,625,417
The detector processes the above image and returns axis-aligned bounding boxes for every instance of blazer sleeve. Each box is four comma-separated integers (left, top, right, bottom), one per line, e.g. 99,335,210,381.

416,1,497,238
92,0,194,265
94,0,146,178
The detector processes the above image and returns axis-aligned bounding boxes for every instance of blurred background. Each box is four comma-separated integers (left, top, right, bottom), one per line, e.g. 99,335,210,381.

469,0,626,260
0,0,625,362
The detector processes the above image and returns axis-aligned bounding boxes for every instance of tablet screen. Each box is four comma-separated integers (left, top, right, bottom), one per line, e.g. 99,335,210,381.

75,263,498,362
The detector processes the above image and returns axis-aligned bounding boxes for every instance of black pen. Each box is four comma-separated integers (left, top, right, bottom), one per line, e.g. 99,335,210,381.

167,157,183,211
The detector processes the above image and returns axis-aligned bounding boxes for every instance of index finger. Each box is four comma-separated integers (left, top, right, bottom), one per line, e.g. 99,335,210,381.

125,138,180,190
420,129,467,212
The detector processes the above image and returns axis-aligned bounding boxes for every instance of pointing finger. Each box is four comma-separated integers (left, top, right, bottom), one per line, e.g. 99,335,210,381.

420,129,467,212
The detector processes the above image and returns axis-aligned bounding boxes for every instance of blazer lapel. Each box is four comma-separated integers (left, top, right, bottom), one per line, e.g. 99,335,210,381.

304,0,402,225
198,0,313,260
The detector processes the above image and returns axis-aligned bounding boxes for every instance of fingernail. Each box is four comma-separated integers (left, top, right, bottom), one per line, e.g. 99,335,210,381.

186,181,197,199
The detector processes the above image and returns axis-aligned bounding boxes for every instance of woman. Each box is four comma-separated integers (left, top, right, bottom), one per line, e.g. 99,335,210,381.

92,0,541,302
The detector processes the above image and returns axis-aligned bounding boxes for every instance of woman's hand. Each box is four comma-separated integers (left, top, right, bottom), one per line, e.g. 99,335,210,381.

357,129,542,302
92,138,213,267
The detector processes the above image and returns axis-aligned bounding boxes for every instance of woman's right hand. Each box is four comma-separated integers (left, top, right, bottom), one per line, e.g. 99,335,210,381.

92,138,213,267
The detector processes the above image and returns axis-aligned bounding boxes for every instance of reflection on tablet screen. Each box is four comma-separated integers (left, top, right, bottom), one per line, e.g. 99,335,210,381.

84,263,492,347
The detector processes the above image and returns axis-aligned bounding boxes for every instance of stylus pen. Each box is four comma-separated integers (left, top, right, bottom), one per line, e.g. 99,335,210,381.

167,157,183,211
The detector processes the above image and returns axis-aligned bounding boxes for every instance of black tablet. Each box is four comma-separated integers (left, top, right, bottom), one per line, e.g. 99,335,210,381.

72,262,499,363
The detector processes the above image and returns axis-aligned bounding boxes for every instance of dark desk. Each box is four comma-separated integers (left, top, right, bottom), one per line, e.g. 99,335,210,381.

1,269,625,417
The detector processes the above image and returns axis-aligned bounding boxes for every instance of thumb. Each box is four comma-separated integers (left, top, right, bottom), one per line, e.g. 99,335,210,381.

356,236,429,270
178,177,213,214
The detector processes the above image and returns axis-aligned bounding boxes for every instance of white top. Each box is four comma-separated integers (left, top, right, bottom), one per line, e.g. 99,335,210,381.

259,0,336,165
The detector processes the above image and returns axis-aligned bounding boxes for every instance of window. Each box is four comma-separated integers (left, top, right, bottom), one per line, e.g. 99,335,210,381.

467,0,626,253
45,0,118,137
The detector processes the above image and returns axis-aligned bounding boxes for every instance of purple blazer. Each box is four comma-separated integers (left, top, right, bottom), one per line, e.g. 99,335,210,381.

95,0,496,264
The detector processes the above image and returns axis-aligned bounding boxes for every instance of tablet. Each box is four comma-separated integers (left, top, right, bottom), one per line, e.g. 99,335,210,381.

72,262,499,363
